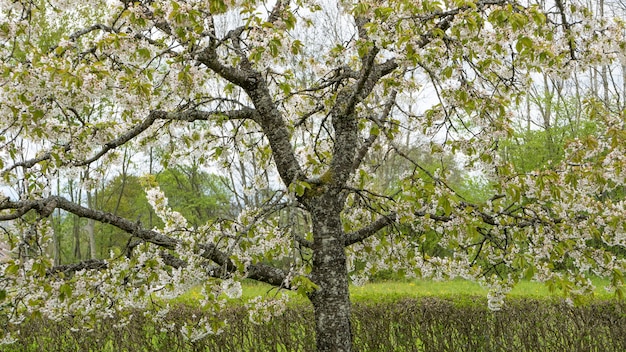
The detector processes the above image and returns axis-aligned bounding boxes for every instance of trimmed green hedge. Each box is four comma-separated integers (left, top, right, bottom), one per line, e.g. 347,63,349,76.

5,297,625,351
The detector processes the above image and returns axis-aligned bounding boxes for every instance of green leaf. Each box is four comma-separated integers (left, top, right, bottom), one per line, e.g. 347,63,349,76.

5,263,19,276
293,181,311,197
369,124,380,137
291,40,303,55
268,37,282,57
438,196,452,216
292,275,319,297
209,0,228,14
515,36,533,52
59,283,72,302
279,82,292,95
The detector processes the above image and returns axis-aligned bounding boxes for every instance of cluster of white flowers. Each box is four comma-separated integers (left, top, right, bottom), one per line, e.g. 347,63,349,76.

246,293,290,324
485,278,513,311
145,186,189,233
220,278,243,299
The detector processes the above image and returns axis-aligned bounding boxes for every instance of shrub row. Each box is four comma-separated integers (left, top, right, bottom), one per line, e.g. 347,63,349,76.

5,297,625,352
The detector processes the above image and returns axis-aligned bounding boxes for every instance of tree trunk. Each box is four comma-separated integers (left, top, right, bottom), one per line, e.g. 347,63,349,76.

86,190,97,259
308,203,352,352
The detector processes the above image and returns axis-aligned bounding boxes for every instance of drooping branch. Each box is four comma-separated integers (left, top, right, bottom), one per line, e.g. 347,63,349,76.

77,107,256,166
344,212,397,246
73,112,162,167
1,196,178,247
2,196,292,287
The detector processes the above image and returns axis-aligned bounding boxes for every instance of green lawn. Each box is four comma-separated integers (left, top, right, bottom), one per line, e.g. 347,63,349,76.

177,277,616,305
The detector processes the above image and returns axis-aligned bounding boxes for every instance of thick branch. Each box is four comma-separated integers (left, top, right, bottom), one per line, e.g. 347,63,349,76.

196,39,303,187
247,262,292,288
160,107,258,122
47,259,108,276
196,47,258,90
47,252,290,289
2,196,291,287
294,233,314,248
344,212,397,246
328,56,398,188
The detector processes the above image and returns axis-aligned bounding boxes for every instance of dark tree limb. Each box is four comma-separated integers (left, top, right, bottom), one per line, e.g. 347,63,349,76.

47,259,108,276
344,212,397,246
1,196,292,288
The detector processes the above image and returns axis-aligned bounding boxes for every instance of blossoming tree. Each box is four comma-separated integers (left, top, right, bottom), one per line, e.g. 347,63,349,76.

1,0,625,350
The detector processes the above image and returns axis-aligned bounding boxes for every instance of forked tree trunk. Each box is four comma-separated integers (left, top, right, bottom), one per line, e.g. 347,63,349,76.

308,204,353,352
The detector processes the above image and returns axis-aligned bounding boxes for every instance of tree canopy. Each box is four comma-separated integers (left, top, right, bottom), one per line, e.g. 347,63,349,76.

1,0,625,350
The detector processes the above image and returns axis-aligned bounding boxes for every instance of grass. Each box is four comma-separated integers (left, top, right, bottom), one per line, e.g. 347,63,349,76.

7,278,624,352
176,277,616,306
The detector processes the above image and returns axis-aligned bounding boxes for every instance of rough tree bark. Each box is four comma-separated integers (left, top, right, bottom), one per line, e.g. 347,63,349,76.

308,195,353,351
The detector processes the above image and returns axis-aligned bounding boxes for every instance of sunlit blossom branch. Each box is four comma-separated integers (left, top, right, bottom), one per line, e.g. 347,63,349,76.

344,212,397,246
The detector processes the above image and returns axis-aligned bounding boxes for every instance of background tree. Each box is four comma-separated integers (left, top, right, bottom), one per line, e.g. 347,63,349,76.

0,0,625,351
